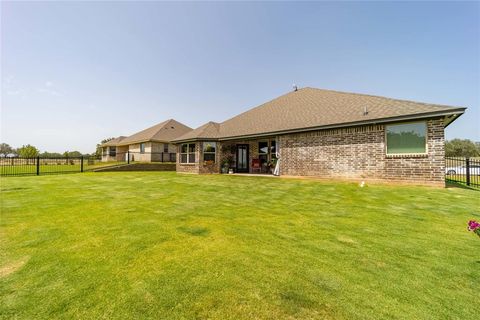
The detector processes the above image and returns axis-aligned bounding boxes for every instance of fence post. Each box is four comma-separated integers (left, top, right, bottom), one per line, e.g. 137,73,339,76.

127,151,130,164
465,157,470,186
81,156,84,172
36,156,40,175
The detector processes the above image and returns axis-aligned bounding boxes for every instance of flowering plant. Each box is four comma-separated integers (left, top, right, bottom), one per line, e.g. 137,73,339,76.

467,220,480,238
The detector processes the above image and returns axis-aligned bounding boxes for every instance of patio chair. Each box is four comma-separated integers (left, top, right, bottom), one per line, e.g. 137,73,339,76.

252,159,261,173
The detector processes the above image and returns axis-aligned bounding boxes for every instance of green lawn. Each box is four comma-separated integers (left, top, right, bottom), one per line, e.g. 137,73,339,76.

1,172,479,319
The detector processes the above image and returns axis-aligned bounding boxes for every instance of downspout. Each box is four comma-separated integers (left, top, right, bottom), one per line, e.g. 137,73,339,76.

273,136,280,176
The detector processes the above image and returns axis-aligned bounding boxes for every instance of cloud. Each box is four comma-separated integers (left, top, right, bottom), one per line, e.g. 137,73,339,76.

3,76,24,96
36,88,63,96
36,81,63,96
4,75,15,86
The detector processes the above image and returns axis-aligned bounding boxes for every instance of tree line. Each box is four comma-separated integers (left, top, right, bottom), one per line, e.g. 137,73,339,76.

0,143,93,158
445,139,480,158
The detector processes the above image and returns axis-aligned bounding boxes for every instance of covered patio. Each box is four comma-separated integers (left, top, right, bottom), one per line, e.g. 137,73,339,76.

176,137,279,175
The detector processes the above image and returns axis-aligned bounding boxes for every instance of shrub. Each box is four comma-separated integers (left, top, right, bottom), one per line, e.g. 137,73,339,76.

467,220,480,238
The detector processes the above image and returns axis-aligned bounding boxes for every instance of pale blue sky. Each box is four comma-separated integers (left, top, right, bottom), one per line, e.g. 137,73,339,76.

1,1,479,153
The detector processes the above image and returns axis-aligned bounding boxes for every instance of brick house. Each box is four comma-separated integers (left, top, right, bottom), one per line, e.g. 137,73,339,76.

101,119,192,162
172,87,465,185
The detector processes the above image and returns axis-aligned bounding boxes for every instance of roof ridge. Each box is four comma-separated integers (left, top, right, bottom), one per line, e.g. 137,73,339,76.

219,89,302,126
302,87,461,109
197,121,220,137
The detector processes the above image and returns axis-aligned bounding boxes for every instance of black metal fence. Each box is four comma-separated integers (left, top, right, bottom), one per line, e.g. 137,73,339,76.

1,152,177,177
0,156,89,176
445,157,480,188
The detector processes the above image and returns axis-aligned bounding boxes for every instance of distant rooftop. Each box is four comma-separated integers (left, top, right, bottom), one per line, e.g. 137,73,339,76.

102,119,192,147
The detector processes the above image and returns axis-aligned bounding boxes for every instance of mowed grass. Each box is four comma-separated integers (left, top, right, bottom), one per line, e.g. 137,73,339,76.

0,172,479,319
0,161,126,176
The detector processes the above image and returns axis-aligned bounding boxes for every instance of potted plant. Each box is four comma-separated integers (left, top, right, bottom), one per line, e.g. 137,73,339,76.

221,159,229,173
267,158,278,173
221,155,233,173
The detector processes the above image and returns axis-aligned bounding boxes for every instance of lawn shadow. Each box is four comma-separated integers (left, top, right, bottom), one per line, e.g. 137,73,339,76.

445,181,479,191
0,187,30,192
178,226,210,237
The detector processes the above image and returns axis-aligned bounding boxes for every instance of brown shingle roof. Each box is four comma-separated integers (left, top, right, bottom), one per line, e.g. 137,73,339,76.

101,136,127,147
173,87,465,142
118,119,192,145
173,121,221,141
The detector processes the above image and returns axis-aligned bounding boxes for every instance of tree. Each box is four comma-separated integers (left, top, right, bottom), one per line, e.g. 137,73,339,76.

95,137,115,157
64,151,82,158
445,139,480,158
17,144,40,158
40,151,63,158
0,143,14,156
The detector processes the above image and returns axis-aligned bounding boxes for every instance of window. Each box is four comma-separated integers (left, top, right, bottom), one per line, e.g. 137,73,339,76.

163,144,169,153
181,143,196,163
140,143,145,154
258,141,268,165
386,122,427,154
102,147,107,156
109,147,116,157
203,142,216,163
270,140,277,159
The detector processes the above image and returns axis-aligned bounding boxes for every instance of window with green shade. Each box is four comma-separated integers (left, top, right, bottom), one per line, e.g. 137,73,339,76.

386,122,427,154
203,142,216,163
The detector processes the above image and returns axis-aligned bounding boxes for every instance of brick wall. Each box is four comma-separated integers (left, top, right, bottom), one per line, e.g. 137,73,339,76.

174,118,446,185
176,142,201,173
279,118,445,185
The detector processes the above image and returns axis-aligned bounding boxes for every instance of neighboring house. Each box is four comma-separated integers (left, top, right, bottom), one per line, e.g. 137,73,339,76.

172,87,465,185
100,136,127,162
101,119,192,162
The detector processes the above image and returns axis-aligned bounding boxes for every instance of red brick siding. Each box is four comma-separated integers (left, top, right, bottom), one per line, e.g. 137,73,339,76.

279,118,445,185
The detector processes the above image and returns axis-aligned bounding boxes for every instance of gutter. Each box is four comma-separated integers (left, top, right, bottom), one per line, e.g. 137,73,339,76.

172,108,466,143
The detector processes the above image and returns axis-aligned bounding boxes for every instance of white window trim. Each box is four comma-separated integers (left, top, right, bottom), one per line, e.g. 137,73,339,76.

181,143,196,164
385,121,428,156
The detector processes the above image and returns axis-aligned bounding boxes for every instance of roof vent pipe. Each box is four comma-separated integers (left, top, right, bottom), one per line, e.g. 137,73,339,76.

363,106,369,116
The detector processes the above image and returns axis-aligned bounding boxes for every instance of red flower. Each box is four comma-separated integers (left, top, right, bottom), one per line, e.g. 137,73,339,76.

468,220,480,231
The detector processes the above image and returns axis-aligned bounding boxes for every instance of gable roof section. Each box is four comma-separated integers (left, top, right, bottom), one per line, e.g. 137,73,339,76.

173,121,221,141
173,87,465,142
118,119,192,145
101,136,127,147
